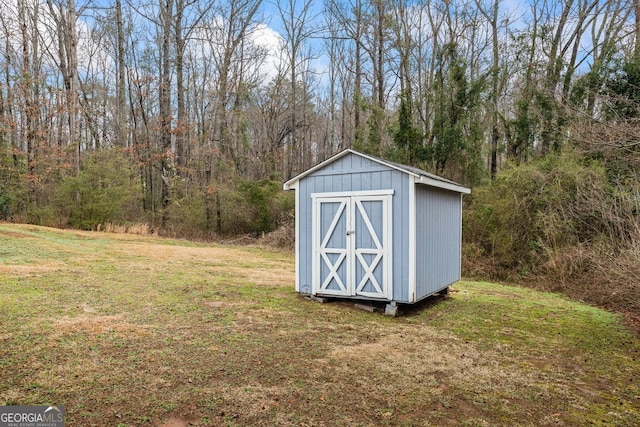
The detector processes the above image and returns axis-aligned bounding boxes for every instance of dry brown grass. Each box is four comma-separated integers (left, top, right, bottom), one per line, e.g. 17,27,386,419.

532,244,640,328
259,223,295,252
52,315,154,337
97,222,152,235
0,261,64,276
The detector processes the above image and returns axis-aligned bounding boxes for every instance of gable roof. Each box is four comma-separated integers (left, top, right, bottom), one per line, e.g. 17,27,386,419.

283,149,471,194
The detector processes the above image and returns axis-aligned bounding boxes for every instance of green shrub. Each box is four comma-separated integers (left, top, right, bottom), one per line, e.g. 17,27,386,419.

0,183,12,220
54,149,144,230
239,179,276,233
463,154,634,276
237,179,293,234
26,204,66,227
163,185,210,238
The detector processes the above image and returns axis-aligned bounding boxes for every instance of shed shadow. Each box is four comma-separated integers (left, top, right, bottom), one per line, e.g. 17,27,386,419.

302,289,451,317
400,292,451,318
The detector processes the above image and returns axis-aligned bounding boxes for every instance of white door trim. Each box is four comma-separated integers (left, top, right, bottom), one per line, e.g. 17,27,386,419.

312,197,351,296
312,191,393,300
311,189,394,199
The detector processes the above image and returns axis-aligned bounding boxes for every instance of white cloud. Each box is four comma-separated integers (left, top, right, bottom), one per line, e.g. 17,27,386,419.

247,23,286,82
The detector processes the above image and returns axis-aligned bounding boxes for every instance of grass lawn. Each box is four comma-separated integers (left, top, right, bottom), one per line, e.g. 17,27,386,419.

1,223,639,426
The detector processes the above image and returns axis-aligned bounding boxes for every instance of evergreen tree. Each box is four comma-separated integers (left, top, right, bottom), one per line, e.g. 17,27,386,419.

604,56,640,120
428,43,484,182
391,90,423,165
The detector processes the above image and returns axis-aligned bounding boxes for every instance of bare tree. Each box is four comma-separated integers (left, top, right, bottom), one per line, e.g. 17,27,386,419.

276,0,318,177
326,0,368,148
579,0,633,114
560,0,601,99
322,8,343,155
17,0,39,204
46,0,88,173
115,0,127,147
636,0,640,57
157,0,173,224
0,12,15,151
475,0,500,178
389,0,415,98
174,0,213,171
205,0,262,231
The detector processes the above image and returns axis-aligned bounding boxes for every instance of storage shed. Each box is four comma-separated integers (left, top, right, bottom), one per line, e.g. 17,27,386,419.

283,149,470,314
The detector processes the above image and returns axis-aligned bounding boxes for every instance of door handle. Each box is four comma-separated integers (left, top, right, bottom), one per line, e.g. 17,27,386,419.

346,230,355,236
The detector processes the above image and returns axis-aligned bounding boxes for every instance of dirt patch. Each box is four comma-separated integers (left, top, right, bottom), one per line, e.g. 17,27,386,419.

52,314,153,337
203,301,232,308
114,243,293,287
625,311,640,337
116,243,245,263
322,325,538,394
479,289,524,299
157,417,190,427
0,261,63,275
0,230,35,238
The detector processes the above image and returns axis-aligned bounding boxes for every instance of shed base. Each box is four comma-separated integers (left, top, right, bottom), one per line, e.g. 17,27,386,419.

384,302,399,317
437,287,450,296
305,295,330,303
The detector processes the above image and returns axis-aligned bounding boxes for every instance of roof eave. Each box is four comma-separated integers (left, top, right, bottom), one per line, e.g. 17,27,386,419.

283,181,297,191
417,175,471,194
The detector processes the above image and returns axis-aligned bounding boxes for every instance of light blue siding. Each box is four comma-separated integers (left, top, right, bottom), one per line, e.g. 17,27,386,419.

415,186,462,299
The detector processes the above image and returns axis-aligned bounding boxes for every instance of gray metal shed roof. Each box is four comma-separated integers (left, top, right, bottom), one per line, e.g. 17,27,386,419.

283,149,471,194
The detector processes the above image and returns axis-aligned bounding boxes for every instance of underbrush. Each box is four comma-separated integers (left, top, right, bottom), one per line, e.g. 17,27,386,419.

259,220,295,251
538,244,640,315
463,154,640,318
96,222,153,235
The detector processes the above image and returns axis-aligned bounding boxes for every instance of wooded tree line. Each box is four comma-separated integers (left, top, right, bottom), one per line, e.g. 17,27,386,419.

0,0,638,242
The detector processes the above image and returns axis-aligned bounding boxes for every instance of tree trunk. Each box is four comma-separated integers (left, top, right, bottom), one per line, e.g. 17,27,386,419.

159,0,174,226
66,0,79,173
175,0,187,171
47,0,80,173
635,0,640,58
115,0,127,147
475,0,500,179
18,0,37,205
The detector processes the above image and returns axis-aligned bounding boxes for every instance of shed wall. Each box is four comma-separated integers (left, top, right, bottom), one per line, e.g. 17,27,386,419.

415,185,462,299
297,153,411,302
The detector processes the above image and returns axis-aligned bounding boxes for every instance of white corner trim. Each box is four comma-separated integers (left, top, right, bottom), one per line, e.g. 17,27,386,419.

408,175,417,303
294,186,301,292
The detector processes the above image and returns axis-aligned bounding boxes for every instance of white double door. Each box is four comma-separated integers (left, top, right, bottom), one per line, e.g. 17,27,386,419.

312,191,392,300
